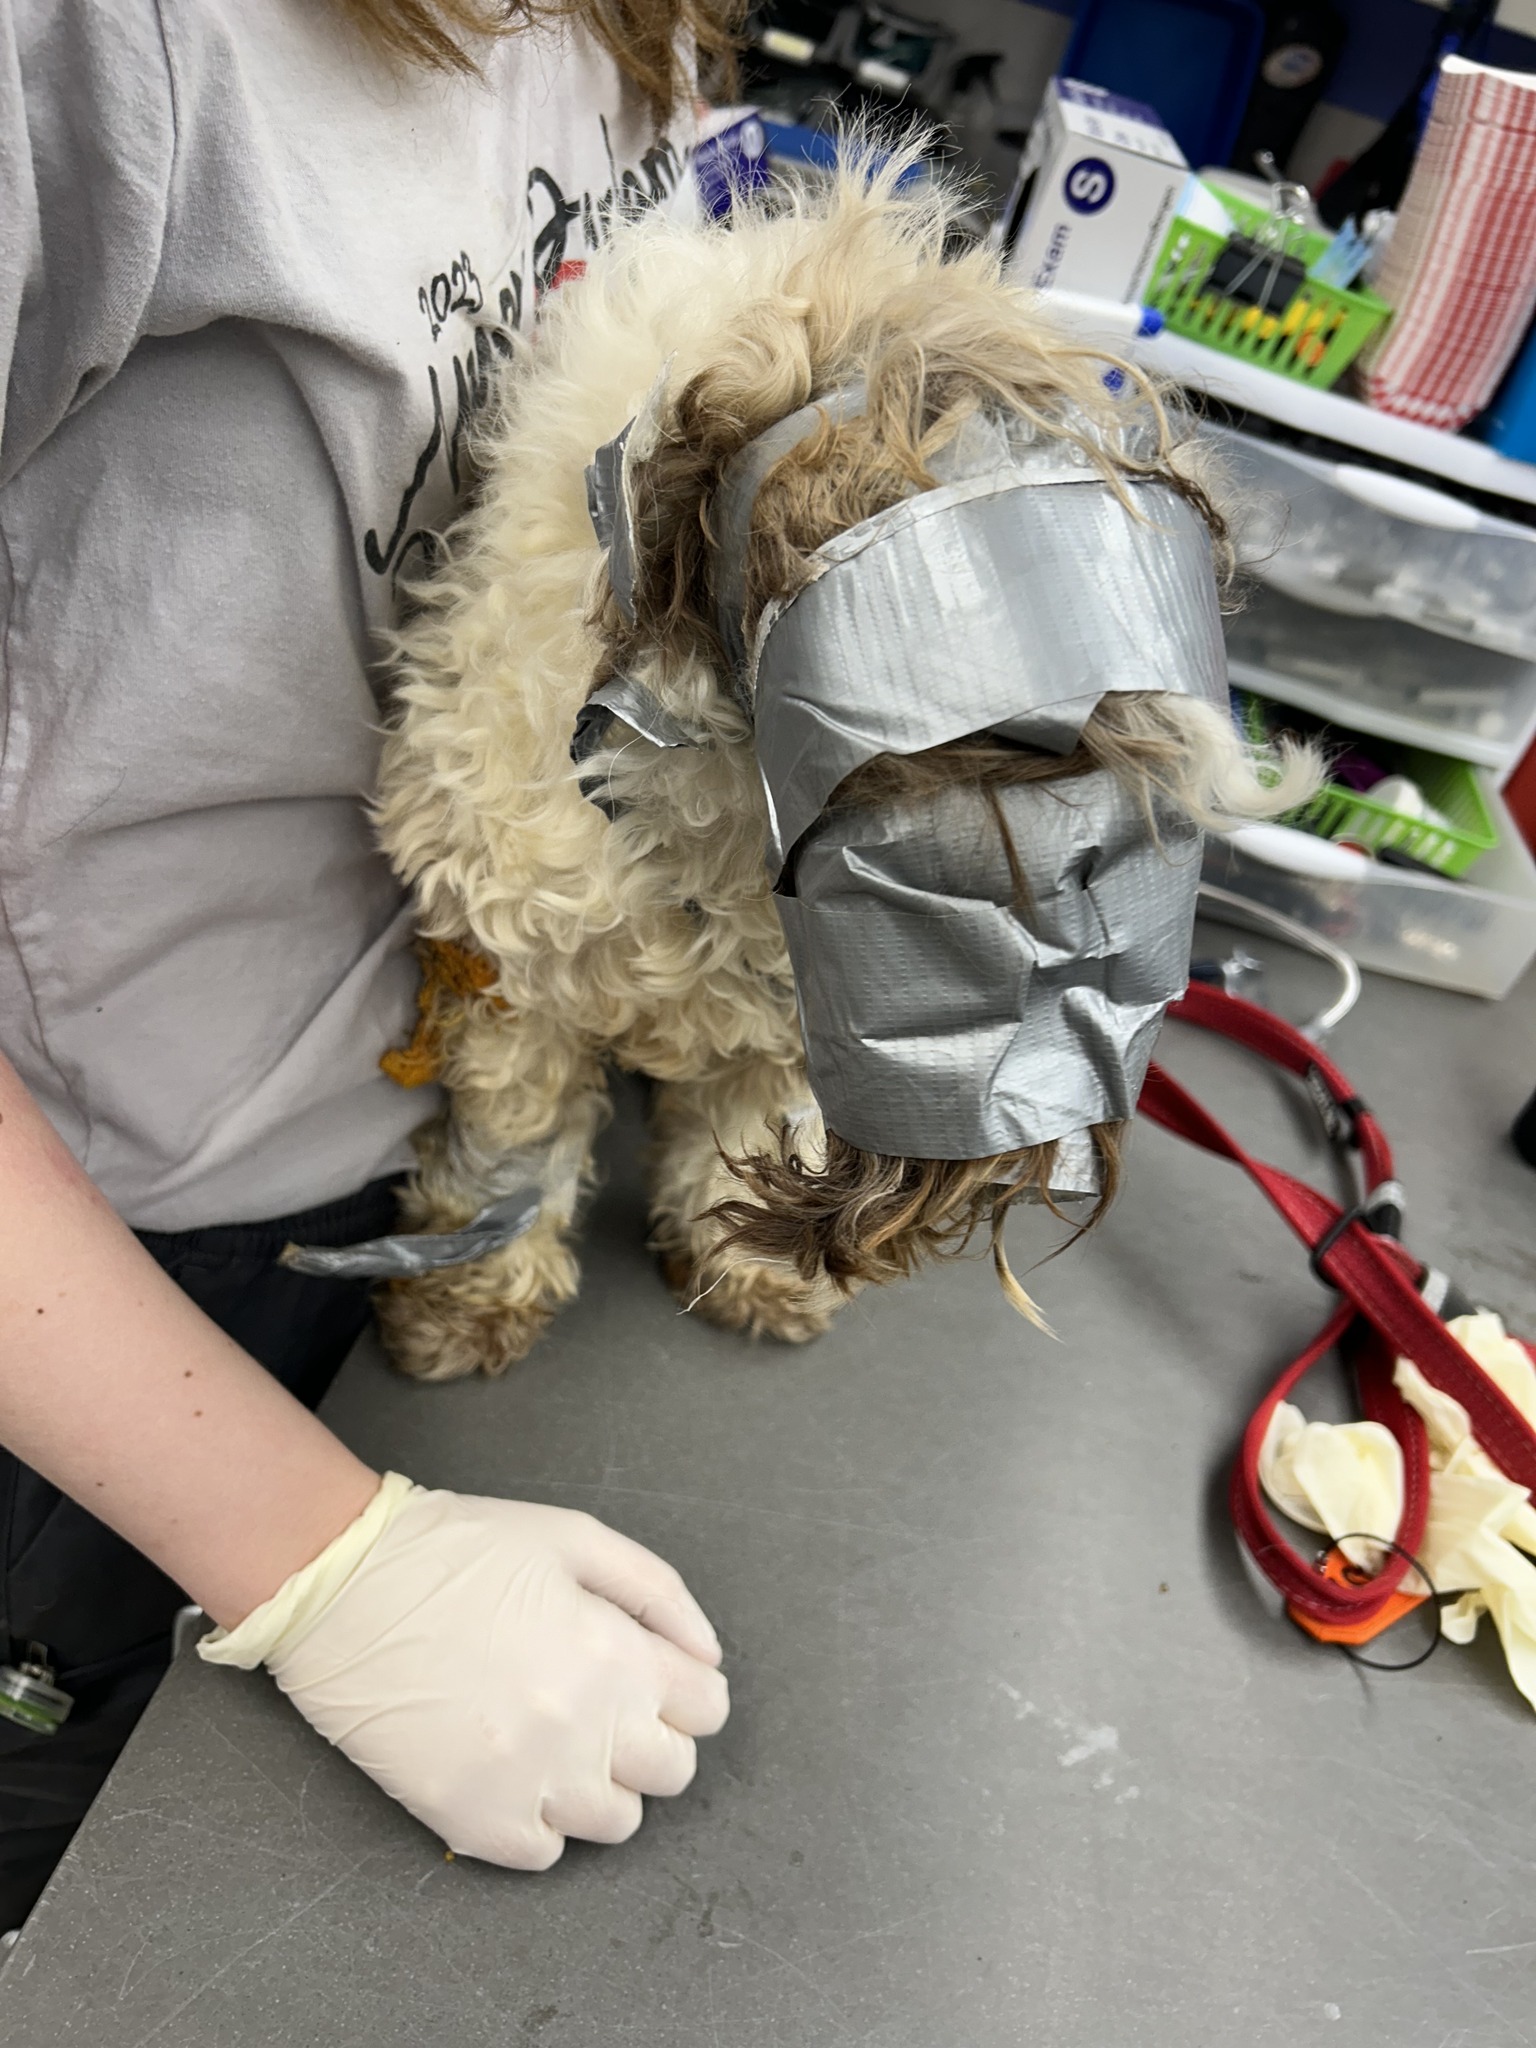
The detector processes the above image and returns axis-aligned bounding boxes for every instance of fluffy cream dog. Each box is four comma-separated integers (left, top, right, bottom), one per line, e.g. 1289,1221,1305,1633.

372,161,1311,1382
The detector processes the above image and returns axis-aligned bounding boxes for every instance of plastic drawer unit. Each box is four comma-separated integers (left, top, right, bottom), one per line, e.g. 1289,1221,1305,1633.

1204,777,1536,998
1206,425,1536,772
1223,584,1536,767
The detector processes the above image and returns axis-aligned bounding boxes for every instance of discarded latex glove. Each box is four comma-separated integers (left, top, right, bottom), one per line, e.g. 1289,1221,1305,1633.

201,1474,729,1867
1394,1313,1536,1712
1257,1403,1404,1572
1392,1313,1536,1553
1258,1312,1536,1713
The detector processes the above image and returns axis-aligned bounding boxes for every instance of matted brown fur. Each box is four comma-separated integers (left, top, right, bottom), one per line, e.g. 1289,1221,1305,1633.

707,1123,1126,1321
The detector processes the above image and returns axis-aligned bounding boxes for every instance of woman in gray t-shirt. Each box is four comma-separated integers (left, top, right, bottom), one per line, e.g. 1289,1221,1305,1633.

0,0,730,1927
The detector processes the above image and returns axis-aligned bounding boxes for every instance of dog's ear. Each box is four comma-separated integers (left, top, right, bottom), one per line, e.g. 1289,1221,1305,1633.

705,1124,1124,1329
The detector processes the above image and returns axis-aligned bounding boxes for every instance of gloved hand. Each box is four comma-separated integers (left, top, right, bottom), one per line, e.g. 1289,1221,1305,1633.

199,1473,728,1868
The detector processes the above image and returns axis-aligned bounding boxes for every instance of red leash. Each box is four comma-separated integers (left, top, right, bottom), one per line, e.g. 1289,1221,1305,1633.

1139,982,1536,1630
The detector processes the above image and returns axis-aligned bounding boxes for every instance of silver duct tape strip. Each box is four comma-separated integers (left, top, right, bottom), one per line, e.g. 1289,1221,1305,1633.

923,406,1165,485
585,422,636,624
1036,1127,1101,1200
774,775,1201,1160
712,384,867,679
279,1188,542,1280
585,359,677,628
585,425,624,549
571,674,710,765
752,474,1228,873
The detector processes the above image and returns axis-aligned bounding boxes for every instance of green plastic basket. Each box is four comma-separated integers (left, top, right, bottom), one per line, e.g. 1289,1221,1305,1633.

1236,693,1498,877
1296,751,1497,878
1146,187,1392,391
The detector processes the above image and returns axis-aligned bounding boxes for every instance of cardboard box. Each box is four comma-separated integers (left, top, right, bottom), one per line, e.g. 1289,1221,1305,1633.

997,78,1188,305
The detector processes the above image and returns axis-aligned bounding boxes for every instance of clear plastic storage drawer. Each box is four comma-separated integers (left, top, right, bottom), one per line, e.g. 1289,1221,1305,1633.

1224,583,1536,767
1207,424,1536,660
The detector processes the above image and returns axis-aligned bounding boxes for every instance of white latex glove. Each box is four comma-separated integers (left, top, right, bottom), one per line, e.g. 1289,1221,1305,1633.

200,1473,729,1868
1395,1314,1536,1711
1258,1401,1405,1570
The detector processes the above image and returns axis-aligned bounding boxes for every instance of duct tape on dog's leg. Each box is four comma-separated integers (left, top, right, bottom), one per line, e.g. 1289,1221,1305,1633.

279,1188,543,1280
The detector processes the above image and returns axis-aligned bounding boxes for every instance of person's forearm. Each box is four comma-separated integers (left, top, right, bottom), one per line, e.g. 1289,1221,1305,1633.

0,1052,380,1627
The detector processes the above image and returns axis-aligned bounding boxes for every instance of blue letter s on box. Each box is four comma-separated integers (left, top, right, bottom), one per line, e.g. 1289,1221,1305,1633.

1063,158,1115,214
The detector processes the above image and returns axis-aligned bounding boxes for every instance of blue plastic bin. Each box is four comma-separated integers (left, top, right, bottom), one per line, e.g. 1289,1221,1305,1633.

1058,0,1266,169
1480,316,1536,466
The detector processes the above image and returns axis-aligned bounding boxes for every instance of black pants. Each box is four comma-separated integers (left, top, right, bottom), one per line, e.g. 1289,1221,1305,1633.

0,1176,399,1931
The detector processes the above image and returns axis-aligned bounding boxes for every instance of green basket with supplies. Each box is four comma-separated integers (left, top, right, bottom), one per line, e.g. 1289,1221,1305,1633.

1237,693,1498,878
1298,752,1497,878
1146,186,1392,390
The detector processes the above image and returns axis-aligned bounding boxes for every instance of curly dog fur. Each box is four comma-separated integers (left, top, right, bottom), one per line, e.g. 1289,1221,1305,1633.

372,158,1316,1380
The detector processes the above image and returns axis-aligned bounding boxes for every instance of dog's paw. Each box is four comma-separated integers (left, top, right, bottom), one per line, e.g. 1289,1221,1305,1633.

662,1248,847,1346
376,1277,556,1381
373,1227,580,1381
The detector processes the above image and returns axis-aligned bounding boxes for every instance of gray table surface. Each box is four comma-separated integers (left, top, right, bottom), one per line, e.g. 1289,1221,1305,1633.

4,946,1535,2047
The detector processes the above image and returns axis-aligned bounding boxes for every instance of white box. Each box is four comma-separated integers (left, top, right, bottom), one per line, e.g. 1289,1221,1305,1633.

998,78,1188,305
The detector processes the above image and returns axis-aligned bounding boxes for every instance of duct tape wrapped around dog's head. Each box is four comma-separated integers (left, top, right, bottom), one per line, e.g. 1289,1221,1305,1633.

581,392,1228,1198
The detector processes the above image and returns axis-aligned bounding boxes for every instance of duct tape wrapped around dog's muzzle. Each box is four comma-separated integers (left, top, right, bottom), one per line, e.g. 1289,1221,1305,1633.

279,1188,542,1280
776,775,1202,1168
583,391,1230,1186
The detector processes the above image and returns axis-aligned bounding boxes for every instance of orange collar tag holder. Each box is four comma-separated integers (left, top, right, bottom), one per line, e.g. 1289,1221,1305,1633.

1288,1548,1427,1646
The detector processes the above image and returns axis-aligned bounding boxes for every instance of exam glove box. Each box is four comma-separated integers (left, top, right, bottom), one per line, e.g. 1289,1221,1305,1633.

996,77,1188,303
1202,775,1536,998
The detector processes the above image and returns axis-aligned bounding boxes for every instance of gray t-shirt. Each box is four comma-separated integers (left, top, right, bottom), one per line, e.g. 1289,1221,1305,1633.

1,0,688,1228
